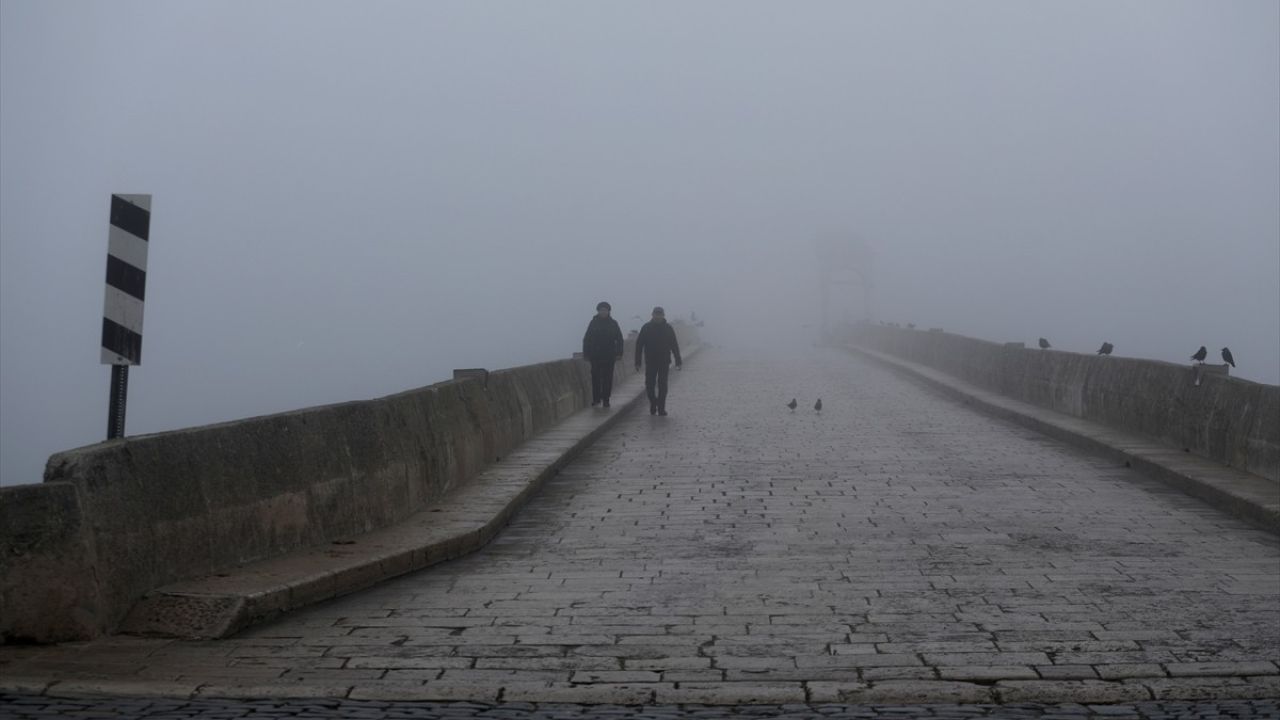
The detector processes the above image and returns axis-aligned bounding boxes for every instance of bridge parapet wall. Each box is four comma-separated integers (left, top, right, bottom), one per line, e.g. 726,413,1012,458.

851,325,1278,483
2,325,694,644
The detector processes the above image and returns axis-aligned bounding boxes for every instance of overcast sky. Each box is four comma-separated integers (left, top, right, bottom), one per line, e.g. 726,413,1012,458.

2,1,1277,486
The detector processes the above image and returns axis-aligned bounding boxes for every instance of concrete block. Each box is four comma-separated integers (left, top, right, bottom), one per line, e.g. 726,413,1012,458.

0,483,100,643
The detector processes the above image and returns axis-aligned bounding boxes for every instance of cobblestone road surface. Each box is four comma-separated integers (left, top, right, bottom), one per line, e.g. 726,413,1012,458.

3,694,1279,719
2,348,1277,707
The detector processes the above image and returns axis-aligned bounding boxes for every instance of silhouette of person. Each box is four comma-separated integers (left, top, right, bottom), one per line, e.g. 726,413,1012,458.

582,301,624,407
634,306,682,416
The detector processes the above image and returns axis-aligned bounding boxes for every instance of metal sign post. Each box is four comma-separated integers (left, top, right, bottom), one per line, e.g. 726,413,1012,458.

101,193,151,440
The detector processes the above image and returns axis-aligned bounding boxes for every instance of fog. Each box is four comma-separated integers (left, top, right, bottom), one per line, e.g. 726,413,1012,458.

2,1,1277,486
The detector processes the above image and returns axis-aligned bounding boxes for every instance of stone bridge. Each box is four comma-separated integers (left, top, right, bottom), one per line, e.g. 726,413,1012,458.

1,325,1277,715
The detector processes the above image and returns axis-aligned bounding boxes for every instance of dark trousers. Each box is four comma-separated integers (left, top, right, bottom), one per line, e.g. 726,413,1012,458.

644,363,670,409
590,357,616,402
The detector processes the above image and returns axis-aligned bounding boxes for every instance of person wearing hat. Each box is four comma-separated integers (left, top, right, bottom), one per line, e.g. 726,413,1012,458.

634,306,682,416
582,301,624,407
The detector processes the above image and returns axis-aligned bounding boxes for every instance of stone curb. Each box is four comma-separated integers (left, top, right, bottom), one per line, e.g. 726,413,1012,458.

5,674,1280,705
118,348,700,640
848,346,1280,535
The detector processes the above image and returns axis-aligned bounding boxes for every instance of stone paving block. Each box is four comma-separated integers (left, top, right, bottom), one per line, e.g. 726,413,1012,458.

937,665,1039,681
452,645,567,658
1092,630,1184,642
45,680,201,699
998,640,1141,653
795,653,923,669
346,681,501,702
1131,676,1260,700
379,669,444,682
474,656,618,671
861,667,938,681
877,641,998,654
654,682,805,704
659,670,725,682
710,656,797,671
623,657,712,671
501,682,662,704
1035,665,1100,680
345,656,473,670
1053,652,1180,666
570,670,661,683
1164,661,1279,677
925,652,1052,666
439,669,569,683
804,681,870,703
812,680,995,704
994,680,1153,704
277,670,386,683
828,643,880,655
1244,674,1280,694
1095,664,1167,680
194,683,351,699
0,676,52,694
724,668,862,683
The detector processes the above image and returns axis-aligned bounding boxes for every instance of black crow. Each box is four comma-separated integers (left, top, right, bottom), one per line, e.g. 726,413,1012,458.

1038,338,1051,349
814,398,823,413
1191,346,1207,363
787,398,797,411
1221,347,1235,367
1097,342,1114,355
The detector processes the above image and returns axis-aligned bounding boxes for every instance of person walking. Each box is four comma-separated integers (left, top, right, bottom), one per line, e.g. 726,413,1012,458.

635,306,682,416
582,301,624,407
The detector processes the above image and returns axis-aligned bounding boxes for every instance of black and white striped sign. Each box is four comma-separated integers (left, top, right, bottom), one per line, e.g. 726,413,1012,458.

101,194,151,365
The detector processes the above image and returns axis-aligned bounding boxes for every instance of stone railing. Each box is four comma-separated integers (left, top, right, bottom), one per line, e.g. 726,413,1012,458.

1,323,697,643
850,324,1278,483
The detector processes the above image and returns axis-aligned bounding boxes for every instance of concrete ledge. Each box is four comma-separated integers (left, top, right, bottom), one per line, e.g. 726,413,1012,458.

849,346,1280,535
117,353,695,640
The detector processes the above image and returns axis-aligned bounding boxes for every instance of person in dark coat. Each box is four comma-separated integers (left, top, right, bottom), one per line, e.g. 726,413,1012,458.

582,301,624,407
634,306,682,416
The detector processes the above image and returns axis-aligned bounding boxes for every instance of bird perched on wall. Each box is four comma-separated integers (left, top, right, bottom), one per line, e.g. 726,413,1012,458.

1038,338,1051,349
787,398,797,411
1191,346,1207,363
1221,347,1236,367
1097,342,1114,355
814,398,823,413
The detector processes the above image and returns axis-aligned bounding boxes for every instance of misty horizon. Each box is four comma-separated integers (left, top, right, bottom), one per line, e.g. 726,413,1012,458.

2,1,1277,486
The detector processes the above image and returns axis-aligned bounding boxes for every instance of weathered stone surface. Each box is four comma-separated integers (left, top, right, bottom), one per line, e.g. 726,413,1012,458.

0,483,100,642
1,348,1276,705
994,680,1152,703
851,325,1279,492
2,329,696,643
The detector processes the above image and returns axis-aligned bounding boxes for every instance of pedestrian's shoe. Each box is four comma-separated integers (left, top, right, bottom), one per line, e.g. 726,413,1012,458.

650,402,658,415
591,398,600,407
658,405,668,416
602,398,610,408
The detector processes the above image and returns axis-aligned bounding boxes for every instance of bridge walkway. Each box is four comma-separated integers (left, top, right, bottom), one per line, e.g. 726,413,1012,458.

2,347,1277,704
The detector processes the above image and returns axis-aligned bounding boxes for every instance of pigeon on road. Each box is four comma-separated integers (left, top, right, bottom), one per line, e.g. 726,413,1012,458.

1221,347,1236,367
814,398,823,413
1097,342,1114,356
1191,346,1207,363
787,398,797,411
1038,338,1051,349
